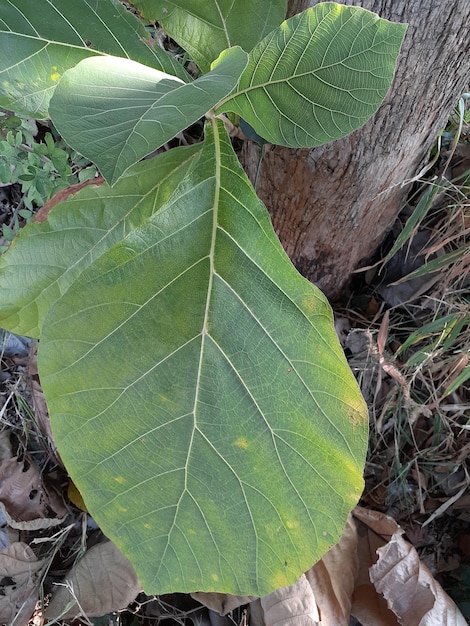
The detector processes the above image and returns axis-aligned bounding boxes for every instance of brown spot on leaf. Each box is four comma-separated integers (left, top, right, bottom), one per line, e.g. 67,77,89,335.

349,404,368,428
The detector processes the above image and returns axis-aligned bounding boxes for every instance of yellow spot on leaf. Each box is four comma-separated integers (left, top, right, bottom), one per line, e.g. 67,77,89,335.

50,72,60,82
348,403,368,427
301,294,317,315
118,505,128,513
115,476,125,484
144,523,152,529
270,570,290,590
211,573,218,582
286,520,299,530
234,437,248,450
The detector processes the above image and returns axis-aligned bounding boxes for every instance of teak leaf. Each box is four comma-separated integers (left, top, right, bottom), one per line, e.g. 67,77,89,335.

0,145,201,338
220,3,407,147
39,120,368,596
0,0,189,118
130,0,288,72
49,47,248,184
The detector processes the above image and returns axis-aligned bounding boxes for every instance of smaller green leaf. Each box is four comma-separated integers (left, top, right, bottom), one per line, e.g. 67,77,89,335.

2,224,15,242
50,47,248,185
130,0,287,72
219,3,407,148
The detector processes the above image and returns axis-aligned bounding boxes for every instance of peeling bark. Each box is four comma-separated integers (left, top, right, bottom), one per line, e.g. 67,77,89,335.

240,0,470,299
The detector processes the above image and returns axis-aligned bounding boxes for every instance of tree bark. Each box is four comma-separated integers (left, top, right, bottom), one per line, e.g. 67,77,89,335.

240,0,470,300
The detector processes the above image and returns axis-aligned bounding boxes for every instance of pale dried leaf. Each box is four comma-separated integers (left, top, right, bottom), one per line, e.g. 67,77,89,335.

370,529,467,626
306,515,358,626
0,504,67,530
46,540,142,619
352,506,398,537
350,508,401,626
261,574,319,626
304,506,467,626
0,541,45,626
26,343,60,462
192,592,257,615
250,599,265,626
201,506,465,626
0,456,66,523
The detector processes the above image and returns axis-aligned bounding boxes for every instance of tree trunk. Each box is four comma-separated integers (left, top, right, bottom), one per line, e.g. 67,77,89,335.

240,0,470,300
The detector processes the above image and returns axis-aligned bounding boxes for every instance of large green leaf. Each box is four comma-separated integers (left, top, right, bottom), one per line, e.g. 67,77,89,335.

219,3,407,147
0,144,201,338
129,0,288,72
0,0,189,118
39,119,368,596
49,47,247,185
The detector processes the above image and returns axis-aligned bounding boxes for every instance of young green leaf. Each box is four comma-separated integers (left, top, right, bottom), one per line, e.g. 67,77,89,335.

129,0,288,72
0,0,189,118
218,3,407,147
39,119,368,596
49,47,248,185
0,145,201,338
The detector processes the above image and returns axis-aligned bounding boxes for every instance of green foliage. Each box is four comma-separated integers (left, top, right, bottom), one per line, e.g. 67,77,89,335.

0,145,200,337
0,1,406,596
0,115,70,210
0,0,189,118
219,4,407,147
49,47,249,184
131,0,288,73
0,111,99,245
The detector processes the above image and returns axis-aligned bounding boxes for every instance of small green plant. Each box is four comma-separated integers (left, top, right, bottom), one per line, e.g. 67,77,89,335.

0,116,69,208
0,0,406,597
0,110,99,244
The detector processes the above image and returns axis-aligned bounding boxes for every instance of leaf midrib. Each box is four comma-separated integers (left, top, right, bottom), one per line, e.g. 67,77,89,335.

192,115,221,421
155,119,224,580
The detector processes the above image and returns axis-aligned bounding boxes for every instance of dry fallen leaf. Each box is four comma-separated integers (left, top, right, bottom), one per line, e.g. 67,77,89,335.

0,456,67,526
46,540,142,620
261,574,320,626
306,515,358,625
26,342,60,463
249,507,465,626
0,541,45,626
195,576,319,625
192,592,257,615
370,528,467,626
350,507,466,626
151,507,467,626
349,508,398,626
